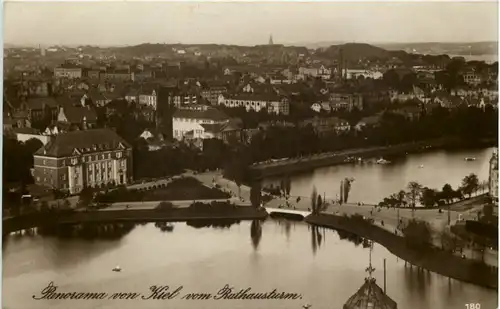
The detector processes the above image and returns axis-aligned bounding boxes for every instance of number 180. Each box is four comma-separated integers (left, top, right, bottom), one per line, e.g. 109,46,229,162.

465,304,480,309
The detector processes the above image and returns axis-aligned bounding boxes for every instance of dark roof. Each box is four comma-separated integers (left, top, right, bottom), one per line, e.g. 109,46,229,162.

25,97,58,110
200,123,225,134
60,104,98,124
12,127,40,134
87,90,107,101
3,117,16,125
173,108,229,121
343,279,397,309
35,129,130,158
226,93,280,101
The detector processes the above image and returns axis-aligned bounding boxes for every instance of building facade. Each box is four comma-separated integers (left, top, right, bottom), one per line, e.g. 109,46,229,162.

219,94,290,115
172,106,229,141
139,89,158,110
54,66,83,79
33,129,133,194
201,86,227,105
329,92,364,111
489,149,498,204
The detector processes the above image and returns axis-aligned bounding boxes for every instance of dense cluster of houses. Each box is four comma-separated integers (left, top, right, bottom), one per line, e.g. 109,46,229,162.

3,53,498,194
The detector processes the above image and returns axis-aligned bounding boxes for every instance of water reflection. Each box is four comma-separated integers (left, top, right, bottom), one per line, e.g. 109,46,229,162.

154,222,175,232
266,148,493,205
311,225,323,255
3,220,497,309
37,222,137,240
250,220,262,250
185,219,241,229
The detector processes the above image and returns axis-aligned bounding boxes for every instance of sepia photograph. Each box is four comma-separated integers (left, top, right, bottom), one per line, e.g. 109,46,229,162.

2,1,499,308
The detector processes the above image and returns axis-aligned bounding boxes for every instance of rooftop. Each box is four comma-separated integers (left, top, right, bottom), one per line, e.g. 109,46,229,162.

343,278,397,309
173,107,229,122
35,128,130,158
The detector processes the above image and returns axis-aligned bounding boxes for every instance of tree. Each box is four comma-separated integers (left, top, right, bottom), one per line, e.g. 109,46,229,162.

155,201,174,212
317,195,323,211
250,182,262,208
396,190,407,207
402,219,432,248
461,173,479,198
40,201,50,213
311,186,318,215
441,183,454,204
438,230,455,251
406,181,423,209
24,138,44,154
284,177,292,200
62,199,71,209
78,187,94,208
420,187,438,208
482,204,494,223
342,178,354,203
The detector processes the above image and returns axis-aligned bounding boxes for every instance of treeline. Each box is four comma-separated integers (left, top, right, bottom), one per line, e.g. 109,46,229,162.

221,105,497,182
378,173,488,209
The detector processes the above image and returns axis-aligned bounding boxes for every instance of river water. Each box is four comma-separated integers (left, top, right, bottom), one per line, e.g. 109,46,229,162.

264,148,495,204
3,147,498,309
3,220,497,309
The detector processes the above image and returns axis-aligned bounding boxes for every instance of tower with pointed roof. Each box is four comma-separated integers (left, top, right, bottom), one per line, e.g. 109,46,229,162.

343,241,398,309
268,34,274,45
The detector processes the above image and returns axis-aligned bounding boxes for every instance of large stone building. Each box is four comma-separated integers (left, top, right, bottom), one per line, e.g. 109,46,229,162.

54,64,83,79
33,129,133,194
218,93,290,115
489,149,498,204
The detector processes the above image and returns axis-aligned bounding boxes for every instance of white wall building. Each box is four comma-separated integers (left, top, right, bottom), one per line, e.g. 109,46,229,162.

172,106,229,141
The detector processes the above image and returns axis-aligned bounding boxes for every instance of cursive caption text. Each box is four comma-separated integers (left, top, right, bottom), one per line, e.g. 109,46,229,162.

33,282,303,301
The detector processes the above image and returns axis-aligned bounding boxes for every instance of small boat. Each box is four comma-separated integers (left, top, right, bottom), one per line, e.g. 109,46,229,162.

418,165,424,168
112,266,121,272
464,157,476,161
302,304,312,309
376,158,391,164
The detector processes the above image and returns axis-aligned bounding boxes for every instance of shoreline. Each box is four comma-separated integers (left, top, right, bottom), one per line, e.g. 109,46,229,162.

305,213,498,290
3,207,267,234
251,138,496,179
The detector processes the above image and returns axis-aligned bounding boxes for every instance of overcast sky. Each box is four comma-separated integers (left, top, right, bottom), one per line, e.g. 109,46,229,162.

3,1,499,46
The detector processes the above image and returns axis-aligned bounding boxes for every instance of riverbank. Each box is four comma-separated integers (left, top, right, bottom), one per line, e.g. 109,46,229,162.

3,206,267,234
251,137,496,179
305,213,498,289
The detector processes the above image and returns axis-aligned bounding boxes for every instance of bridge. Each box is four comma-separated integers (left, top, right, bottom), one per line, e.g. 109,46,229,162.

265,207,311,218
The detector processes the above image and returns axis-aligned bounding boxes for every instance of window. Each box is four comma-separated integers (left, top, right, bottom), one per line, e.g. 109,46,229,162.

43,160,46,165
62,174,66,181
116,152,122,159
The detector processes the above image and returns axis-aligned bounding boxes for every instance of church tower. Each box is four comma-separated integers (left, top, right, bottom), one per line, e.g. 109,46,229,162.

268,34,274,45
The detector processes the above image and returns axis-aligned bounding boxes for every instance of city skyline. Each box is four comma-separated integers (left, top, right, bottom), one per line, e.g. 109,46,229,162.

4,1,499,47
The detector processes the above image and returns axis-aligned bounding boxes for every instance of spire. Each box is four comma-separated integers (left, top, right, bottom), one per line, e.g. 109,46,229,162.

365,240,376,280
268,34,274,45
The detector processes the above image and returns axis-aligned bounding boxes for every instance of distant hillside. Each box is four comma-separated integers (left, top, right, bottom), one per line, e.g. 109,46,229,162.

285,41,346,49
376,41,498,56
315,43,391,60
